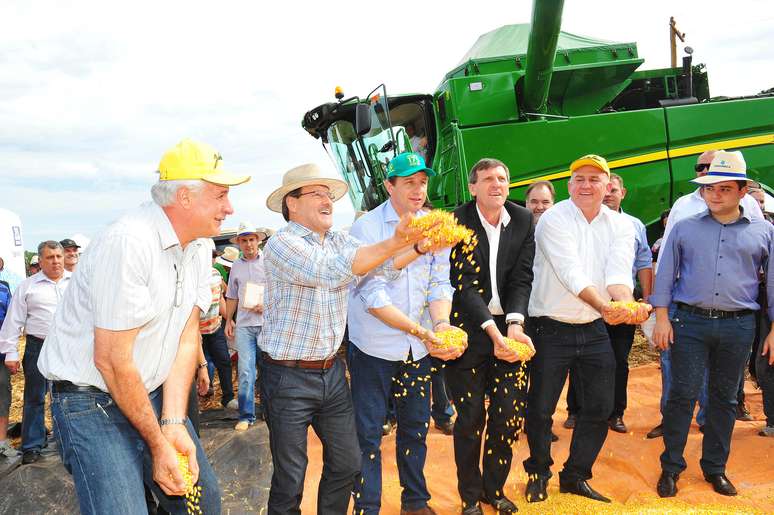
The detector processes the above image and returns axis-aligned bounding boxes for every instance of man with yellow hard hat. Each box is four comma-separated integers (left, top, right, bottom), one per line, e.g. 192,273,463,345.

38,139,249,514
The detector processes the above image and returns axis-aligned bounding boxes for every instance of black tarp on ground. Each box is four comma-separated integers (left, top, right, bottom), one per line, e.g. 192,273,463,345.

0,409,272,514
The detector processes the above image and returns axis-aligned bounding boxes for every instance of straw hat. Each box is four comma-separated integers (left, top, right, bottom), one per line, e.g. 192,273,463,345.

266,163,347,213
215,246,240,267
229,221,269,243
692,150,750,185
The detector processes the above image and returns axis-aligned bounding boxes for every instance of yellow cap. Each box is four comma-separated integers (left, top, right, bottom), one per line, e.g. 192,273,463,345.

158,139,250,186
569,154,610,176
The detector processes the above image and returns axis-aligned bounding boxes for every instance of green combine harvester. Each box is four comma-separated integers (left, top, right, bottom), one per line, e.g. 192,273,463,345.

301,0,773,232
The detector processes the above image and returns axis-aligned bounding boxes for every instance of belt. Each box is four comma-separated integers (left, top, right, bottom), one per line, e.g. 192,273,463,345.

676,303,753,320
262,352,336,370
52,381,105,394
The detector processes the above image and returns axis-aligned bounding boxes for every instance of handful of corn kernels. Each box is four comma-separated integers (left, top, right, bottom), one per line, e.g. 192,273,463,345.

409,210,474,247
502,337,535,361
434,327,468,351
608,300,652,324
176,452,202,514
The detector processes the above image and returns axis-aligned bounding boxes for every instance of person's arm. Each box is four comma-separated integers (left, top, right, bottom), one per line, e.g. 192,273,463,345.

634,219,654,299
650,223,682,350
502,212,536,346
761,229,774,365
0,283,27,372
196,338,210,396
224,270,239,339
638,268,654,300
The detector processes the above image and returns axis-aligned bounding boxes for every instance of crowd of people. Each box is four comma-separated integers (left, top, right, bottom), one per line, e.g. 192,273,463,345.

0,138,772,515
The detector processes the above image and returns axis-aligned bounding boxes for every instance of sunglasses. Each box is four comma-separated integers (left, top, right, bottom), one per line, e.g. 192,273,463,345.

694,163,711,173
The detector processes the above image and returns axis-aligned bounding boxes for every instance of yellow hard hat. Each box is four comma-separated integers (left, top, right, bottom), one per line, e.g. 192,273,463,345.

158,139,250,186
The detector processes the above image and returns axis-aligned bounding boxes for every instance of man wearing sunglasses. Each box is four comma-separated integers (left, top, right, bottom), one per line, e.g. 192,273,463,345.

647,150,765,440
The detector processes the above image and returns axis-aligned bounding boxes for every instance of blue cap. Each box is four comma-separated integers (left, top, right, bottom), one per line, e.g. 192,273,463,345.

386,152,437,179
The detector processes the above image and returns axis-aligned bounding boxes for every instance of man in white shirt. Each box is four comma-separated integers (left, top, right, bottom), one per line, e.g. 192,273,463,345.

524,154,645,504
0,240,70,464
37,139,250,515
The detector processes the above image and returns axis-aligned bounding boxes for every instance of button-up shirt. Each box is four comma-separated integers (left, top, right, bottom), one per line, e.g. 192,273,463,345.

0,270,71,361
260,221,384,361
651,209,774,320
621,210,653,279
348,201,453,361
529,199,635,323
38,202,211,392
476,204,512,323
226,254,266,327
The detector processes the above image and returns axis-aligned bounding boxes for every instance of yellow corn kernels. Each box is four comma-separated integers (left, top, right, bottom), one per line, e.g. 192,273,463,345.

502,338,535,361
177,452,202,514
434,327,468,351
409,210,475,247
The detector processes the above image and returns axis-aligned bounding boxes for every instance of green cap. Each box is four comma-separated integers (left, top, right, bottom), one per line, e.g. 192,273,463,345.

386,152,437,178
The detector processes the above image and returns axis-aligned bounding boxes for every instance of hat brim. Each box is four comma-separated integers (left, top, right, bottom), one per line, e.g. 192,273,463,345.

691,174,751,185
229,231,269,244
202,171,251,187
266,178,349,213
387,166,437,179
570,158,610,175
215,257,234,267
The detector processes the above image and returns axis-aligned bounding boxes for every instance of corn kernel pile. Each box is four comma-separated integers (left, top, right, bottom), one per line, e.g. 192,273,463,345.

177,452,202,514
409,209,475,247
502,337,535,361
434,327,468,350
609,300,651,312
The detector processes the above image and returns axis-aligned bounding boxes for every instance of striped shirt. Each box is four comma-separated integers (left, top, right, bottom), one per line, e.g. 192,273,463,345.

259,221,364,360
38,202,211,392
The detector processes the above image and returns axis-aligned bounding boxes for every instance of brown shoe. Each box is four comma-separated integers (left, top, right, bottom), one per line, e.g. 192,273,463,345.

401,506,437,515
608,416,627,433
434,420,454,435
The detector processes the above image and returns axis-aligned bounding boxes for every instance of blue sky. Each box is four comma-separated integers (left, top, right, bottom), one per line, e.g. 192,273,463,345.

1,0,772,250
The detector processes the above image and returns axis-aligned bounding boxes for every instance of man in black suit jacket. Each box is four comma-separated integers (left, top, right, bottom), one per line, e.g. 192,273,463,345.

447,158,536,515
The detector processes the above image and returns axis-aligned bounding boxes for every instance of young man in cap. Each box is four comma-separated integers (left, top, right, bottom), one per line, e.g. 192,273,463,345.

524,154,647,505
38,139,249,514
652,150,774,498
347,152,462,515
447,158,536,514
60,238,81,273
224,221,268,430
260,162,444,514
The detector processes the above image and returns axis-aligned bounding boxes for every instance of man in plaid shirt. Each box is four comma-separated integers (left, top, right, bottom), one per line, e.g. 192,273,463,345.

260,163,441,514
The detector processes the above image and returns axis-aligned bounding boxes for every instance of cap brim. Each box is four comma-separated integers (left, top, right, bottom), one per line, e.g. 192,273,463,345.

570,158,610,175
202,171,251,186
691,174,751,185
266,178,349,213
388,166,437,178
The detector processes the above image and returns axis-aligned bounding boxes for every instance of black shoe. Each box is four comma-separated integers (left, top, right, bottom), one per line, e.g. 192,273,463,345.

698,425,705,434
657,471,679,498
525,476,548,503
735,403,753,421
480,494,518,513
608,416,627,434
646,423,663,439
21,450,41,464
703,473,737,496
434,420,454,436
563,414,576,429
559,479,611,503
461,503,483,515
551,431,559,442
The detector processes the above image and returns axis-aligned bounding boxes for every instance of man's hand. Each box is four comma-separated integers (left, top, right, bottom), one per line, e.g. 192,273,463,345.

486,327,520,363
224,319,236,340
762,330,774,366
152,425,199,496
652,317,674,351
601,302,629,325
196,367,210,396
507,323,536,357
394,214,426,246
425,323,467,361
250,303,264,314
4,360,19,375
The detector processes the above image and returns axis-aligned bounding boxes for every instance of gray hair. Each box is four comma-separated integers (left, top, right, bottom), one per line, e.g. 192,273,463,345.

38,240,63,256
151,179,205,206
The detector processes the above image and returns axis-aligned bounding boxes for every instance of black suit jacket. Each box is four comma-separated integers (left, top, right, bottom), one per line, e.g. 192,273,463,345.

450,199,535,364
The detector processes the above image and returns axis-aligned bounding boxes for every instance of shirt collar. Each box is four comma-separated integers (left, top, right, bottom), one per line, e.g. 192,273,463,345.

698,206,752,224
475,204,510,229
34,269,71,284
286,220,331,244
149,203,181,251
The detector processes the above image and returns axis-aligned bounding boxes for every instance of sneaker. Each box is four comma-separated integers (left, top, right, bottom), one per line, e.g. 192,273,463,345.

225,399,239,410
0,441,19,458
759,425,774,437
235,420,252,431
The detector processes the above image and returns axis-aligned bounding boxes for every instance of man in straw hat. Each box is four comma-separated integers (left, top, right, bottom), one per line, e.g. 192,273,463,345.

260,162,446,514
652,150,774,498
38,139,249,514
224,221,269,430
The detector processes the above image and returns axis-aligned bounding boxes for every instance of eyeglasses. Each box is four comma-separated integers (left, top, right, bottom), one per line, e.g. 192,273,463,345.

694,163,711,173
296,190,335,201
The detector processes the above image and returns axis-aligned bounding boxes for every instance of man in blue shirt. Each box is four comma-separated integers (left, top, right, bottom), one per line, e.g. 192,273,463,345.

348,152,462,515
651,150,774,498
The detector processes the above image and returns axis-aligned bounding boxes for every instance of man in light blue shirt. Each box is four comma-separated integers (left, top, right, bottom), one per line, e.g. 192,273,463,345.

348,152,460,515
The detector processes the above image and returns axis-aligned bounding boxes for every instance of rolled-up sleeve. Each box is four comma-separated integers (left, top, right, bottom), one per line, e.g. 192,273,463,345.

634,221,653,271
650,222,681,308
605,216,635,290
90,234,155,331
537,214,593,296
195,245,212,314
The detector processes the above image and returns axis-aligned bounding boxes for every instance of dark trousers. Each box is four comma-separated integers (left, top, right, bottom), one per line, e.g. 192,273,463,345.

446,324,528,506
524,317,615,482
566,323,636,418
756,310,774,425
349,345,432,513
261,358,360,515
22,335,47,452
660,308,755,475
430,358,455,425
201,326,234,405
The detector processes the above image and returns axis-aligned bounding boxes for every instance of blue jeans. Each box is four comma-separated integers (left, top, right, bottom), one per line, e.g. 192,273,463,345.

202,326,234,406
261,358,360,515
236,325,262,422
430,357,454,425
660,308,755,475
349,345,432,513
756,310,774,425
51,386,220,515
660,348,708,426
22,335,47,452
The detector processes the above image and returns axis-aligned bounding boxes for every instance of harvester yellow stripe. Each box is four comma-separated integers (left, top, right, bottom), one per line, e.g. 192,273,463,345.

509,133,774,189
